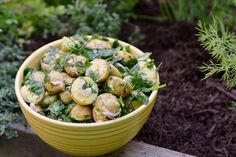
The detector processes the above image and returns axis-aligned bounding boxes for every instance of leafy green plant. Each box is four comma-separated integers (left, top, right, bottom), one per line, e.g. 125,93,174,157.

105,0,139,17
0,0,123,46
65,1,121,37
0,0,66,45
157,0,236,27
229,101,236,111
197,20,236,88
0,44,25,138
158,0,208,22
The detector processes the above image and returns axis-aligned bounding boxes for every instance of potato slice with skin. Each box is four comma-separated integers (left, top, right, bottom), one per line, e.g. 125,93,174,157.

61,36,80,52
61,73,74,85
85,59,110,83
70,104,92,121
47,71,74,85
93,93,121,122
107,76,133,97
86,39,111,49
71,77,98,105
42,92,57,106
59,89,72,105
92,107,108,122
31,71,45,83
64,55,88,77
110,64,122,78
137,61,157,85
116,50,137,67
44,71,69,94
44,81,65,95
116,51,136,62
123,75,133,86
130,100,142,110
21,84,45,104
40,50,62,71
30,103,44,114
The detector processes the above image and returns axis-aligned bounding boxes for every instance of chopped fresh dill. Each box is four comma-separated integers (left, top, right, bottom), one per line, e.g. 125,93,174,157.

28,81,44,95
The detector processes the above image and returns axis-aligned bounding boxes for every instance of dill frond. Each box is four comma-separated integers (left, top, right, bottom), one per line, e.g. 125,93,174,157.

197,20,236,88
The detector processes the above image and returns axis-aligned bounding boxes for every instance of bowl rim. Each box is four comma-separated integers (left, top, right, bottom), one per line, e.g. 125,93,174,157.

15,37,159,128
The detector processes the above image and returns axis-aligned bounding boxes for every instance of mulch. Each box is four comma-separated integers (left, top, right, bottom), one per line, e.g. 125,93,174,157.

118,1,236,157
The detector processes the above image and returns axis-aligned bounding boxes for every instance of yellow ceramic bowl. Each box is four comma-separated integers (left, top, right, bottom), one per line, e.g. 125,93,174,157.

15,37,159,156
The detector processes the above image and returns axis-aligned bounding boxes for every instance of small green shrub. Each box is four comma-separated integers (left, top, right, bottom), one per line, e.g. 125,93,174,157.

0,0,65,45
0,44,25,138
0,0,123,46
65,1,120,37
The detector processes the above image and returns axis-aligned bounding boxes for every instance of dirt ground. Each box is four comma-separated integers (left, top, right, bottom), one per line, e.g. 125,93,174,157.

118,1,236,157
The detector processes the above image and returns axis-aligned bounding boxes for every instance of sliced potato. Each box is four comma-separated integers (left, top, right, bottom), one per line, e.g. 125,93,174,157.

86,39,111,49
71,77,98,105
106,76,133,97
123,75,133,86
44,81,65,95
64,55,88,77
137,61,157,85
130,100,142,110
42,92,57,106
21,84,45,104
44,71,67,94
116,50,137,67
93,93,121,122
85,59,110,83
59,88,72,104
47,71,74,85
31,71,45,83
110,64,122,78
40,50,62,71
30,103,44,114
92,107,108,122
61,36,80,52
70,104,92,121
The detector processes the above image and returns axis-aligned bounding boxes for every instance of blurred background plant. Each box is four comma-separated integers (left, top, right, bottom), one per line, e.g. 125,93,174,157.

157,0,236,28
0,45,25,138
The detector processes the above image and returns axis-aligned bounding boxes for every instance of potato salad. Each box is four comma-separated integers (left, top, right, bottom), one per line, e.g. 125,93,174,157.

21,35,162,123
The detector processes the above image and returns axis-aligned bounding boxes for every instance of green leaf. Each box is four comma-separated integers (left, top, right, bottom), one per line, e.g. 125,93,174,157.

118,96,125,108
64,103,75,115
142,84,166,92
112,39,123,49
46,101,66,118
137,53,152,61
28,81,44,95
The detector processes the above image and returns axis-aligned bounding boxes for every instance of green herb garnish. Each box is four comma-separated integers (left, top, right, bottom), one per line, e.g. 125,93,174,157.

142,84,166,92
28,81,44,95
137,53,152,61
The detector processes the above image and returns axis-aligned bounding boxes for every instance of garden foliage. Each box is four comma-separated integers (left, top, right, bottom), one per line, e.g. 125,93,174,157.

0,45,25,138
0,0,138,138
157,0,236,28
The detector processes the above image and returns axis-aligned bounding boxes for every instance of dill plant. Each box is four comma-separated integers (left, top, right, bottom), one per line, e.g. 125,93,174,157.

197,20,236,88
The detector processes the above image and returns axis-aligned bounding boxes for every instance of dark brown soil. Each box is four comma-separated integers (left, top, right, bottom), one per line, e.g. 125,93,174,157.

118,2,236,157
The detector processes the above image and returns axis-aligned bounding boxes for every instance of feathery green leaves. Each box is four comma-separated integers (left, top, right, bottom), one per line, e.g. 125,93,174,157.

197,20,236,88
